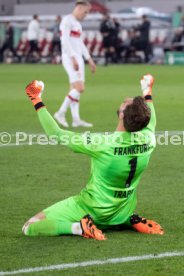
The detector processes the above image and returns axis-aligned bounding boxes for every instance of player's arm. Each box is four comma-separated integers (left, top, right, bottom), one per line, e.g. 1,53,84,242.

61,19,79,71
60,19,75,57
25,80,99,156
140,74,156,132
81,38,96,74
25,80,71,139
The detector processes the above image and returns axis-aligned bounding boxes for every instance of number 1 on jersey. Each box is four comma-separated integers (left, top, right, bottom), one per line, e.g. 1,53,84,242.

125,157,138,188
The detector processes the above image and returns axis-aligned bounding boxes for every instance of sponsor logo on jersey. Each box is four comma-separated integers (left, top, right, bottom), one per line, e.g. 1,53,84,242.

114,144,150,156
70,30,81,37
60,30,81,38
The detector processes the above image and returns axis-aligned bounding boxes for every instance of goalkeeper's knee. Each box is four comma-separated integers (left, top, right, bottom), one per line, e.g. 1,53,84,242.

22,217,40,236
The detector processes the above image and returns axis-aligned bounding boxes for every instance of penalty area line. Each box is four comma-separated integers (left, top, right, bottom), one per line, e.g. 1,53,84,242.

0,251,183,275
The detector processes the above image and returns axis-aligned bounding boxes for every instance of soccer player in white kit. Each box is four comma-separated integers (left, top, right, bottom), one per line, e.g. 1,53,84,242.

54,0,96,128
26,15,40,61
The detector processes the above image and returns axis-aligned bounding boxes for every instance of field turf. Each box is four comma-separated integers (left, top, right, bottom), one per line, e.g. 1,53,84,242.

0,64,184,275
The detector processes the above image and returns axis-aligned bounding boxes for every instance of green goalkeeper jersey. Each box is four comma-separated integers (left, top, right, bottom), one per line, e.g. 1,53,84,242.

37,102,156,226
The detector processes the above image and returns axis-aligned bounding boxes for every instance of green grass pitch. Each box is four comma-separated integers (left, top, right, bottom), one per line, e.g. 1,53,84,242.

0,64,184,275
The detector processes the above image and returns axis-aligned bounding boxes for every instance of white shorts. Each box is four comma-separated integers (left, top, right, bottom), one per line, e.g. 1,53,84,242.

62,55,85,84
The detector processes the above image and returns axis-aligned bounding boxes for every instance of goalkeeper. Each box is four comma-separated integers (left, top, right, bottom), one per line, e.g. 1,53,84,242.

22,75,164,240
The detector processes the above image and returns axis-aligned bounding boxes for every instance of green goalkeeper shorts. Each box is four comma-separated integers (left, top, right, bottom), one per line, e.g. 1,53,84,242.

43,193,136,229
43,196,114,229
43,196,87,223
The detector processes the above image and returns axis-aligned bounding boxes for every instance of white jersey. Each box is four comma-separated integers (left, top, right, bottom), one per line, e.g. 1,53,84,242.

60,14,90,60
27,19,39,41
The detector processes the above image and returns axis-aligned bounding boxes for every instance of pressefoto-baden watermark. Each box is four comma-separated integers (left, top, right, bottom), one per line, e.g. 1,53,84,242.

1,131,184,147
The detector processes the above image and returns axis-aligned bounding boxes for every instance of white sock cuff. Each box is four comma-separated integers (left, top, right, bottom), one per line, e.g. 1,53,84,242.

71,222,82,236
69,89,80,101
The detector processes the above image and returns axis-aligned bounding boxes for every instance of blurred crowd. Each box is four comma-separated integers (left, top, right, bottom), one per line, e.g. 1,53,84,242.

0,14,61,63
99,8,184,65
1,7,184,64
100,14,152,64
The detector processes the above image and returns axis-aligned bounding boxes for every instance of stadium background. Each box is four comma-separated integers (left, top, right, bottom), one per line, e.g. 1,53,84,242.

0,1,184,275
0,0,184,64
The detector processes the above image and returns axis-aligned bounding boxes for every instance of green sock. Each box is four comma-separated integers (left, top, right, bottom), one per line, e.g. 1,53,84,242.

26,219,73,236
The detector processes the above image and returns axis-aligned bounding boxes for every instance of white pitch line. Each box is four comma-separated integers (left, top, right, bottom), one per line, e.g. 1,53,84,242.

0,251,183,276
0,142,38,148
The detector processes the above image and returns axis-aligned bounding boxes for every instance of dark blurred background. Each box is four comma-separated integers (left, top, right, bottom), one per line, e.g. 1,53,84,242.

0,0,184,65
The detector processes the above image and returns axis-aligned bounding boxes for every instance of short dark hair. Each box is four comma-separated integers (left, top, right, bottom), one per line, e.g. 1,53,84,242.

123,96,151,132
142,14,148,20
76,0,90,5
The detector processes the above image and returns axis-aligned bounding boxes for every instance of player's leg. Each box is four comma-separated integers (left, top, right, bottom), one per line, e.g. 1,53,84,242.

54,56,76,127
103,195,164,235
102,38,109,66
69,80,84,126
22,211,83,236
70,80,93,128
22,197,105,240
22,213,105,240
22,211,79,236
22,197,81,236
54,81,85,128
55,56,93,128
70,57,92,127
26,40,34,62
33,40,40,61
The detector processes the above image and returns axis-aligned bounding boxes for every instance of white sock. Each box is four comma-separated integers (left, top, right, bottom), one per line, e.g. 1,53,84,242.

71,222,82,236
58,95,71,115
69,89,81,122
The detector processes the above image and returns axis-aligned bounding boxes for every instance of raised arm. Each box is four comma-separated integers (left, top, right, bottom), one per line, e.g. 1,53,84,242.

25,81,74,142
140,74,156,132
25,80,99,156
